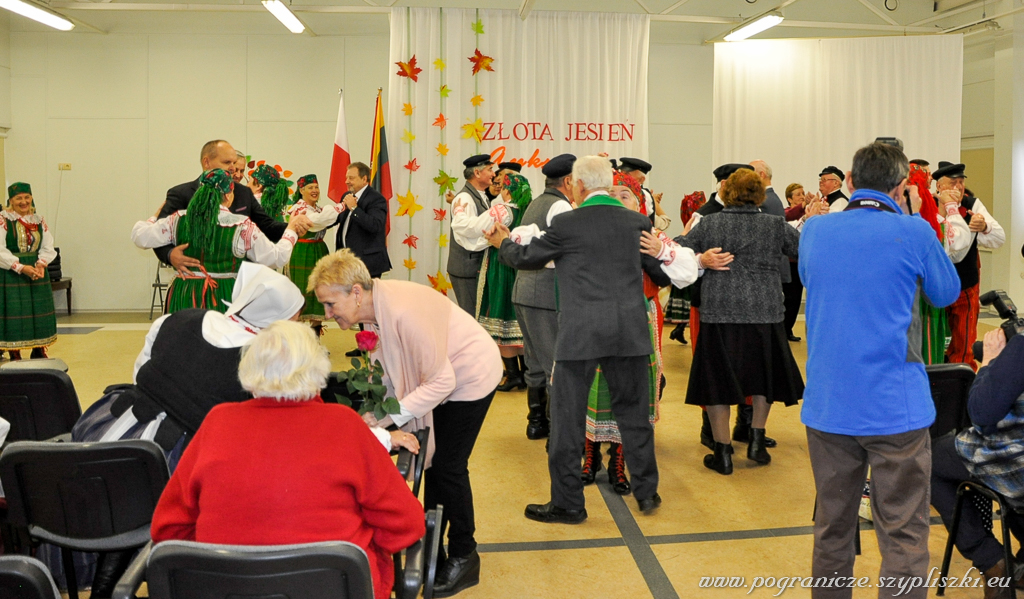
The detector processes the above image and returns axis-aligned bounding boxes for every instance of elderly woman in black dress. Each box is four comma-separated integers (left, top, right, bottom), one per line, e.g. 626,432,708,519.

677,168,804,474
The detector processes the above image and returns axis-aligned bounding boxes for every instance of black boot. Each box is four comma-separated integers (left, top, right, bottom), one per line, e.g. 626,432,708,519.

700,410,714,450
526,386,550,440
90,550,135,599
30,347,47,359
748,428,772,464
669,322,688,344
581,439,602,485
607,443,631,495
496,356,525,392
732,403,778,447
703,442,734,475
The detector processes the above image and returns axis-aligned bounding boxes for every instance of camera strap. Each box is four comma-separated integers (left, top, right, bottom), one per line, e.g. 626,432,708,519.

845,198,898,213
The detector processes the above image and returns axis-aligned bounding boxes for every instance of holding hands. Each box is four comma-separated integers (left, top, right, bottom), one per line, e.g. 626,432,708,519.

938,188,962,208
485,222,511,248
288,214,313,236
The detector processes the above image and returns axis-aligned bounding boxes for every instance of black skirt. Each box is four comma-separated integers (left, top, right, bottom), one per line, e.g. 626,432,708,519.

685,321,804,407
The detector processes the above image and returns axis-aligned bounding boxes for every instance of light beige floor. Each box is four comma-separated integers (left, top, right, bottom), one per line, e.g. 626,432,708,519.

15,312,1003,599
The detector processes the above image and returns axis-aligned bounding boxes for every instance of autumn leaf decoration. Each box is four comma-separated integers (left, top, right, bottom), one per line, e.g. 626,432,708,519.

468,49,495,76
439,85,452,98
428,271,452,295
402,103,414,116
433,113,449,129
461,119,485,143
434,170,457,195
470,95,485,107
433,208,447,221
471,19,484,35
403,258,417,271
396,55,422,82
402,234,419,249
396,190,423,217
404,158,420,172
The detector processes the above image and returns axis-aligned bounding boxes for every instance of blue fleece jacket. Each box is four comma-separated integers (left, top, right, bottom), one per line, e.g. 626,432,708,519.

799,189,961,436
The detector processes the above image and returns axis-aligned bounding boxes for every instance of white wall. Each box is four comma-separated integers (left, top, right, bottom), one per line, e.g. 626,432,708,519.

6,30,389,311
646,42,713,239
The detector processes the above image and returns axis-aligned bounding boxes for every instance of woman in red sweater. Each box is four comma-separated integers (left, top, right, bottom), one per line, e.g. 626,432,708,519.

151,320,425,599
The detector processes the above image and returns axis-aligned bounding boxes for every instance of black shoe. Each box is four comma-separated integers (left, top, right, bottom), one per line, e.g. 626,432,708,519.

703,442,734,475
607,443,631,495
732,404,777,448
524,502,587,524
433,550,480,598
748,428,772,465
496,356,526,392
29,347,47,359
700,410,714,450
580,439,602,485
525,386,550,439
669,322,687,344
787,334,801,342
637,493,662,514
345,348,362,357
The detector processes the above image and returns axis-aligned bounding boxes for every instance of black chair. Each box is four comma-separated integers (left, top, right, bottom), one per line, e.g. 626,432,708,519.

927,363,975,439
0,369,81,444
0,555,61,599
0,440,170,599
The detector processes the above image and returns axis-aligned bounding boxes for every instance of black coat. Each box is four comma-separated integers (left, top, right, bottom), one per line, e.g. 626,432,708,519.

498,202,669,361
335,186,392,277
154,176,287,265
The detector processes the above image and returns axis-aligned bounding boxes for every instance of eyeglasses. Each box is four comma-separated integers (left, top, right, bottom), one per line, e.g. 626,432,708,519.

819,176,840,183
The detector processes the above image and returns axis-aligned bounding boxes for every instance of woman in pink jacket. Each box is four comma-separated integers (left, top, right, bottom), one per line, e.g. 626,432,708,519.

309,249,502,599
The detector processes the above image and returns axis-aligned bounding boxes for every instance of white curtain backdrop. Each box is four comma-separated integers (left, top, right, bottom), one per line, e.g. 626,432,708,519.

387,7,649,291
713,35,963,195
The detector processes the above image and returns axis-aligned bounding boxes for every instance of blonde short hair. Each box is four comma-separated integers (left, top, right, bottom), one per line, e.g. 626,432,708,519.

238,321,330,401
306,249,373,294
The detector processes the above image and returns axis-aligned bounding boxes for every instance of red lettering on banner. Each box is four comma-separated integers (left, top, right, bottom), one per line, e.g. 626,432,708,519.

563,122,632,142
482,122,498,141
538,123,553,141
497,123,510,140
512,123,529,141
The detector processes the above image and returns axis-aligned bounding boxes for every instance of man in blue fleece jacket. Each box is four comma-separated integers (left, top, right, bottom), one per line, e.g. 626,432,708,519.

799,142,961,599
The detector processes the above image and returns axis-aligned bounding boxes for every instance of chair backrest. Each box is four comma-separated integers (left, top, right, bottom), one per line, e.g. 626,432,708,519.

145,540,375,599
0,555,61,599
927,363,976,438
0,440,169,551
0,370,81,443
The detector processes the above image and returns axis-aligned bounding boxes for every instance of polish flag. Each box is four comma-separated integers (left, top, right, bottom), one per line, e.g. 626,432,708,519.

327,92,351,203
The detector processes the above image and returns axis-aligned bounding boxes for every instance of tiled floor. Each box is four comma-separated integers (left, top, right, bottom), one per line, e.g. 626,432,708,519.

8,311,1004,599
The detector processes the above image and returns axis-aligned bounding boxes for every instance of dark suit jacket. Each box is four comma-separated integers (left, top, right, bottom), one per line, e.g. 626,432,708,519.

154,176,287,265
498,201,669,361
335,186,391,277
762,187,791,284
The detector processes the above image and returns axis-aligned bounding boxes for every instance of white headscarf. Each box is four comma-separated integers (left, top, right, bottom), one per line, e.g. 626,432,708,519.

223,263,305,329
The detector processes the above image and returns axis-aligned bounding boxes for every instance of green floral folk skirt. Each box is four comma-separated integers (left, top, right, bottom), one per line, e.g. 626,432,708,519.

288,239,328,321
166,275,236,314
0,256,57,351
921,295,950,365
476,248,522,346
586,299,662,444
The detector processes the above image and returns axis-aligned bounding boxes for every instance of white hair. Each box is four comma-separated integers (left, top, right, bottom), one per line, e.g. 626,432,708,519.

238,321,331,401
751,159,773,181
572,155,613,192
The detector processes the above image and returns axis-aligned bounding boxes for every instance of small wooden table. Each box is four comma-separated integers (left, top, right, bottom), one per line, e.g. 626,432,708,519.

50,278,72,315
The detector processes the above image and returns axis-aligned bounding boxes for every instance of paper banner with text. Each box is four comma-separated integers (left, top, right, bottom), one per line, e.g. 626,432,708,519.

387,7,650,290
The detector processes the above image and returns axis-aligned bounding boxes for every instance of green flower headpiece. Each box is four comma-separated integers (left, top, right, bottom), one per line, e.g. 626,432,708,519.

183,169,232,254
292,174,318,204
253,164,280,188
502,173,532,227
7,182,31,200
257,165,290,219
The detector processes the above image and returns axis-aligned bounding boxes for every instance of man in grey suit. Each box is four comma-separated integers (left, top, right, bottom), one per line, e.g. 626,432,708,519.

488,156,672,521
511,154,576,440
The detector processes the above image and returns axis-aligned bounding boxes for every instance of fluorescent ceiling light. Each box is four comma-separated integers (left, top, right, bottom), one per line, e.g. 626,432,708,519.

262,0,304,34
0,0,73,31
724,12,784,42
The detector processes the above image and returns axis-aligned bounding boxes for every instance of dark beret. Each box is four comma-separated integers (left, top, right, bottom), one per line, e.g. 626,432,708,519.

932,162,967,180
713,163,754,182
619,157,652,174
542,154,576,179
909,159,930,167
497,162,522,173
463,154,493,169
933,160,962,180
818,166,845,181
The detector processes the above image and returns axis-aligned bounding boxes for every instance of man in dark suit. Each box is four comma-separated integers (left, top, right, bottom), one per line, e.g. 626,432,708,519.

156,140,311,275
335,161,391,278
487,155,670,521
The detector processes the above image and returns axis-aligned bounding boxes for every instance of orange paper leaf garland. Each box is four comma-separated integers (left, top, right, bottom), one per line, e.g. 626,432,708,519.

428,271,452,295
404,258,417,270
404,159,420,172
470,94,485,107
402,234,419,249
396,55,422,82
468,49,494,75
433,208,447,221
433,113,449,129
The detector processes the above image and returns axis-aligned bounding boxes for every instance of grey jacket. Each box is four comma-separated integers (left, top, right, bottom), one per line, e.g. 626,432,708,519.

676,205,799,324
762,187,792,284
511,188,568,310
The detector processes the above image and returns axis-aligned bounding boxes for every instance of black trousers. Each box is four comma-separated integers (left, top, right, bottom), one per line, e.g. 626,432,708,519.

782,261,803,336
423,391,495,558
549,356,657,510
930,433,1024,572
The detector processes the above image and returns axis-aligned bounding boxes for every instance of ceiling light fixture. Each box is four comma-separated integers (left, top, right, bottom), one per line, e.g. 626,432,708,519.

262,0,304,34
0,0,73,31
724,11,784,42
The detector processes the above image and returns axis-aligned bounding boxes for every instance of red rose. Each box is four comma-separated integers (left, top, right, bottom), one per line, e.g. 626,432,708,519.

355,330,379,352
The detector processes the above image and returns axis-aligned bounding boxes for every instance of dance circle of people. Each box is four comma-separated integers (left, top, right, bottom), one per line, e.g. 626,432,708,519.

0,135,1015,599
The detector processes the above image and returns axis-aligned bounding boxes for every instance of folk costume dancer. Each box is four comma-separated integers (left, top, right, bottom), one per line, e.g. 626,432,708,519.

286,174,343,336
448,155,496,317
0,182,57,360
